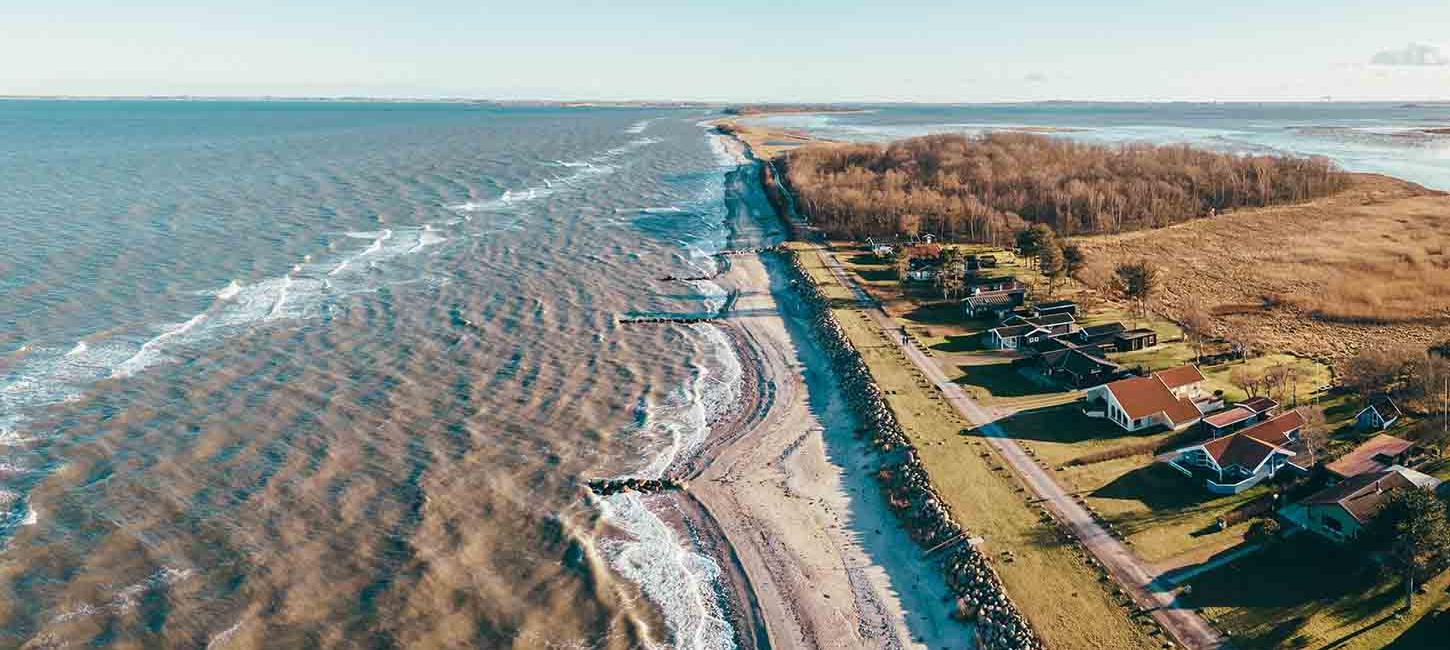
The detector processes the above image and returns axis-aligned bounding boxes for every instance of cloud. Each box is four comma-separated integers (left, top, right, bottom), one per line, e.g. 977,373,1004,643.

1370,43,1449,66
1024,72,1049,83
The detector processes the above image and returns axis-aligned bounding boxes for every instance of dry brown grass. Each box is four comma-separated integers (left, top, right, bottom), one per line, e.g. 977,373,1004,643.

1075,174,1450,362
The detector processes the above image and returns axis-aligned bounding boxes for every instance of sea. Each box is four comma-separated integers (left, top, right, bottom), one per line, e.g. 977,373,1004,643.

0,100,1447,649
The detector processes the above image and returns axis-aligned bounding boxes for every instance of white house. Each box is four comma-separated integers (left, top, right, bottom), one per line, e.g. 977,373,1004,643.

1084,365,1207,432
1166,410,1310,494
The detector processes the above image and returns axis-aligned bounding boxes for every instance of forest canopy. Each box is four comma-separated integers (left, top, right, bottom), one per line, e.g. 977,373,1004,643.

781,133,1348,243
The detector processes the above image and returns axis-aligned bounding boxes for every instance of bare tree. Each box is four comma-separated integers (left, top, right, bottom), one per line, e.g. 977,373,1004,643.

1112,260,1159,324
1180,300,1214,364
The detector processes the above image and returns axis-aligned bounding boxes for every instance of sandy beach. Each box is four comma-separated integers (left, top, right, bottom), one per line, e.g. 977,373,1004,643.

683,250,966,649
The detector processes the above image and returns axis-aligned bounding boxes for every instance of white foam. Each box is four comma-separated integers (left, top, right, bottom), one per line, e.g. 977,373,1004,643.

207,620,244,649
65,341,88,357
452,135,662,214
598,492,736,650
626,119,653,134
215,280,243,301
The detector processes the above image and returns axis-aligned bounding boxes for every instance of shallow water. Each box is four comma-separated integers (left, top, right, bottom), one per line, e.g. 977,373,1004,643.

0,100,754,648
750,102,1450,190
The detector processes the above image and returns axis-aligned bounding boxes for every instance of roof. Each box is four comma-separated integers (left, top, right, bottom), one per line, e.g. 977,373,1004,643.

1203,406,1256,430
1029,313,1076,327
1000,315,1030,327
1081,322,1126,338
1239,396,1279,414
1154,365,1206,390
1035,299,1076,309
1239,410,1308,446
1165,397,1204,426
1202,434,1283,472
964,290,1024,308
966,274,1019,287
1302,469,1416,524
1325,433,1417,479
1057,350,1121,376
991,324,1035,339
1117,328,1157,339
908,258,939,271
1102,375,1183,421
1359,396,1403,421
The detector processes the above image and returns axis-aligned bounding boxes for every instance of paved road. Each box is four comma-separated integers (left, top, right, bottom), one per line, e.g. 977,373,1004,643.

812,244,1227,650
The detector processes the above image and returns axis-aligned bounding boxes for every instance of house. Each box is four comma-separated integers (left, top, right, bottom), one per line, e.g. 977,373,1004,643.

1038,348,1125,388
1114,328,1158,351
1155,364,1207,400
1279,466,1442,543
965,275,1022,296
871,244,895,258
1084,365,1208,432
906,257,940,282
1075,322,1126,347
1030,300,1077,319
1026,312,1075,335
1167,410,1310,493
1355,396,1402,432
986,324,1039,350
964,289,1027,318
1201,397,1279,438
969,254,998,269
1325,434,1419,480
987,313,1077,350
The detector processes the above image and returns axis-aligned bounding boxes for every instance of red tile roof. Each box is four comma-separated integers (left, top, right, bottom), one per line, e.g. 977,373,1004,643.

1239,396,1279,414
1203,434,1282,471
1239,410,1307,446
1203,406,1255,429
1104,375,1182,421
1325,434,1416,479
1154,365,1205,390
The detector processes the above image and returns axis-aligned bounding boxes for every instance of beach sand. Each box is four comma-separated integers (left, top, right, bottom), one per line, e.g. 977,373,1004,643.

684,251,966,649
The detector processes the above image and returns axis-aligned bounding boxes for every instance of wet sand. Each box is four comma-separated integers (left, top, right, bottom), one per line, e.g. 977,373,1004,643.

685,252,964,649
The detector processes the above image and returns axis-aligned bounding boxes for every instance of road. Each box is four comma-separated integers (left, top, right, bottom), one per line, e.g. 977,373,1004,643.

811,243,1228,650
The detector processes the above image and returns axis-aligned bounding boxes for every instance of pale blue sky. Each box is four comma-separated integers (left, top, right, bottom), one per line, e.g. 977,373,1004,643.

4,0,1448,101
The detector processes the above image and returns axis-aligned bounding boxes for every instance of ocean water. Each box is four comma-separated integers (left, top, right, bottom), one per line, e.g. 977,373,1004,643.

748,102,1450,190
3,100,1444,649
0,100,762,648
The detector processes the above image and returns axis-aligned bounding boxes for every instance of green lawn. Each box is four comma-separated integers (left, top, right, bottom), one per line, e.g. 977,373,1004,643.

1184,537,1450,649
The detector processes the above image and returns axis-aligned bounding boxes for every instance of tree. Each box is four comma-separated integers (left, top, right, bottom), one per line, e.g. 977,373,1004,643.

1015,224,1055,270
1112,260,1158,323
1363,489,1450,611
936,248,967,300
1062,243,1086,278
1297,406,1329,465
1180,300,1214,364
1039,240,1067,295
1343,346,1418,397
894,253,911,282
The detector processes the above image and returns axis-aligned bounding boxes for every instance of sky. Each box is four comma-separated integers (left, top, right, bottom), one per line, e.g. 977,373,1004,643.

3,0,1449,102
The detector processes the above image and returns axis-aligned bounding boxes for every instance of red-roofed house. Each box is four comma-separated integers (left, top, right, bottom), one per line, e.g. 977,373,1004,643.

1325,434,1419,480
1084,365,1207,432
1167,410,1310,493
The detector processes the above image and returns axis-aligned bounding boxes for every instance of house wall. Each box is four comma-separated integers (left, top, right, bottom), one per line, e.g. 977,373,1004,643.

1301,504,1362,543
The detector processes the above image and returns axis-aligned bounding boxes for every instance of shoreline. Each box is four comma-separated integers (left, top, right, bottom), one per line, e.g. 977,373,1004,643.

614,127,969,649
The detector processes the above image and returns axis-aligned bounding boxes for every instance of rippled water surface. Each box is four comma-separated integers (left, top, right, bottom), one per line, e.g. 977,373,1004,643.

0,100,747,648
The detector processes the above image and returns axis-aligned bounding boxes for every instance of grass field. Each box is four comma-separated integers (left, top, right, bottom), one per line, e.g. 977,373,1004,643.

1184,537,1450,649
1074,174,1450,362
792,243,1162,650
